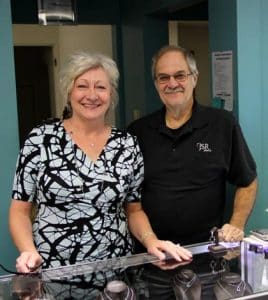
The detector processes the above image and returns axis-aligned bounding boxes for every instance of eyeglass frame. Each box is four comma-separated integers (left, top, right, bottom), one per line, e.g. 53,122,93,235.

155,71,193,84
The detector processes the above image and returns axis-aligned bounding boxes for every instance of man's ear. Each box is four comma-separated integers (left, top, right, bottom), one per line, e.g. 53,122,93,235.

192,74,198,88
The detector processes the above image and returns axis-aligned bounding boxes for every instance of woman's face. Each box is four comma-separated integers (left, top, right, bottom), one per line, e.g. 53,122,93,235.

69,67,112,122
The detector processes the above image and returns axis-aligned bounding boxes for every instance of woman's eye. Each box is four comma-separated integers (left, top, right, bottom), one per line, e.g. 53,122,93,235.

77,84,87,88
96,85,106,90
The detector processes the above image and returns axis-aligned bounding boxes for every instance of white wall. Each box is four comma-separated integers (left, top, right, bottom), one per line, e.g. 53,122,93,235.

12,24,114,123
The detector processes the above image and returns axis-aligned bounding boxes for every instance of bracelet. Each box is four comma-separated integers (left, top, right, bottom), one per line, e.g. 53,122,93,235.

141,231,155,243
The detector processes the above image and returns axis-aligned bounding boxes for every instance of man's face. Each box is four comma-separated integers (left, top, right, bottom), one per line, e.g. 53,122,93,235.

154,51,197,110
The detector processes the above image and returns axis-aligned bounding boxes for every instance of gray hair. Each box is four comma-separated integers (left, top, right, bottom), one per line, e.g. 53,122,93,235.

151,45,199,80
59,51,119,119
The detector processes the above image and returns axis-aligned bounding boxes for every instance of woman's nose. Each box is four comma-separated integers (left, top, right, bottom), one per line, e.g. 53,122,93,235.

86,88,98,100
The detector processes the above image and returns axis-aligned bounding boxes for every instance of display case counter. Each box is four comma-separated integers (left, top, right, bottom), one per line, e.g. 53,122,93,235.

1,239,268,299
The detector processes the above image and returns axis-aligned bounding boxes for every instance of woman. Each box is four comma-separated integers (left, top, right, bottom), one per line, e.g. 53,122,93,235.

9,51,192,273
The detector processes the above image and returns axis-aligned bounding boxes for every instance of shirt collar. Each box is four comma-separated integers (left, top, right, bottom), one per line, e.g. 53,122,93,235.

149,101,209,132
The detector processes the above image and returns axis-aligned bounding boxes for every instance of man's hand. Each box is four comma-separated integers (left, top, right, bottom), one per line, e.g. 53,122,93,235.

218,223,244,242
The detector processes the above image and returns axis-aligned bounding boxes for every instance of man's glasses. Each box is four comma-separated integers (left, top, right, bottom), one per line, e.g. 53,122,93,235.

156,72,193,84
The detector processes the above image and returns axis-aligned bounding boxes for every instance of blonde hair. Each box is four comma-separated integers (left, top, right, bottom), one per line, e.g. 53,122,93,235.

59,51,119,118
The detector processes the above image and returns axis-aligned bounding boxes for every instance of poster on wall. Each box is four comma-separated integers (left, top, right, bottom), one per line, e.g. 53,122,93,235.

212,51,233,111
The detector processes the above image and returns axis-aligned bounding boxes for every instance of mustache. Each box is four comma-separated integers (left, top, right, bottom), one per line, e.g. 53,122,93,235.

164,87,184,94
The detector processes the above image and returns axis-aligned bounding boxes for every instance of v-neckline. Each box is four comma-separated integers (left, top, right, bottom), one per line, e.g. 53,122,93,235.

62,121,114,165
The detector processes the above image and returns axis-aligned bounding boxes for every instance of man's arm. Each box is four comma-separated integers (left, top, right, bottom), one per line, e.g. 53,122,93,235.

220,178,258,241
230,177,258,229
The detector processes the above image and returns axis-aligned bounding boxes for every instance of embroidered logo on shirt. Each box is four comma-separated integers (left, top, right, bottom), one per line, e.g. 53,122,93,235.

196,142,212,152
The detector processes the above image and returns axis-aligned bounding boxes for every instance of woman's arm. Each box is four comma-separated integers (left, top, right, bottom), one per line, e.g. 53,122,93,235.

9,199,42,272
125,202,192,262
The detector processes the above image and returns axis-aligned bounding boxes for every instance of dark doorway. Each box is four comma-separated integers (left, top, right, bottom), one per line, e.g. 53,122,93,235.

14,46,53,146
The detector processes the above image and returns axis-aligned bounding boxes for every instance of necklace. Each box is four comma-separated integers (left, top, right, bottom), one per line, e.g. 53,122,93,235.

68,130,110,210
65,118,111,150
216,277,246,297
69,130,95,148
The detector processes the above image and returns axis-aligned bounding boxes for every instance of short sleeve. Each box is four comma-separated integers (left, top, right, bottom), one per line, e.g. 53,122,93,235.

125,135,144,203
227,121,257,186
12,127,43,201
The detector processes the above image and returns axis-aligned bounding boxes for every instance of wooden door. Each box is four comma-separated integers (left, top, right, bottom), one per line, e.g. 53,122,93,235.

14,46,52,146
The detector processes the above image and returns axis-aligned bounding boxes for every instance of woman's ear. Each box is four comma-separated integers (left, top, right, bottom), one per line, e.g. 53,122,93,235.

154,79,158,90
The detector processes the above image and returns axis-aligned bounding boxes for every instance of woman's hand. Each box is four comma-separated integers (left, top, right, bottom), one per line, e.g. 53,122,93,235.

126,202,192,263
16,251,43,273
152,256,192,270
144,236,193,262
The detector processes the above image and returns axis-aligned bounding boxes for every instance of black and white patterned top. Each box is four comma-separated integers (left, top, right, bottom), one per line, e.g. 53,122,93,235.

12,120,144,269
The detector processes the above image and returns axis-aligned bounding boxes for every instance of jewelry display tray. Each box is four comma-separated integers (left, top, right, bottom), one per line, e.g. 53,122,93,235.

1,239,268,299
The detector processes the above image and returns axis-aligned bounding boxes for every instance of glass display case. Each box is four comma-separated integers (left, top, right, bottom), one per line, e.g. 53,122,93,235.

1,238,268,299
241,235,268,297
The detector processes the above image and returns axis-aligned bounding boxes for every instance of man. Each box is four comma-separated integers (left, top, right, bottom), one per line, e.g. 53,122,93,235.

128,45,257,249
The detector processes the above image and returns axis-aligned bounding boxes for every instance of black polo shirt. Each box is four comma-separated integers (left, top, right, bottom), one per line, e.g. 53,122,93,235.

127,102,257,247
